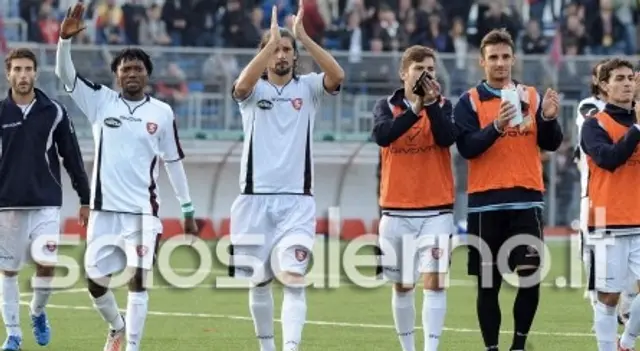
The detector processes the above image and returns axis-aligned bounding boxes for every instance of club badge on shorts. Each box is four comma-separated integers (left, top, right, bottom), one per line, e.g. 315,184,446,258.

146,122,158,135
45,241,57,252
295,248,308,262
136,245,149,257
431,247,443,259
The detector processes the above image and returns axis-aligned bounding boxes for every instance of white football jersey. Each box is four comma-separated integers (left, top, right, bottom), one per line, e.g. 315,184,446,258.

65,76,184,215
576,96,605,197
235,73,338,195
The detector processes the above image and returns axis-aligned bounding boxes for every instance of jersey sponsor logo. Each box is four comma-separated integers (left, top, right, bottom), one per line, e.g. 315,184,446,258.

1,121,21,129
120,115,142,122
146,122,158,135
291,98,303,110
257,99,273,110
389,144,438,154
104,117,122,128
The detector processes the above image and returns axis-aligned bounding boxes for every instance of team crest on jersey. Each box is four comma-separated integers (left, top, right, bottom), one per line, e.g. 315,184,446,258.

291,98,303,110
146,122,158,134
431,248,443,259
136,245,149,257
295,248,308,262
45,241,57,252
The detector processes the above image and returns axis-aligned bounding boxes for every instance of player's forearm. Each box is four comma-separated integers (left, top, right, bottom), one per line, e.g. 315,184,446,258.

299,36,344,90
55,38,77,90
233,41,278,99
164,160,192,207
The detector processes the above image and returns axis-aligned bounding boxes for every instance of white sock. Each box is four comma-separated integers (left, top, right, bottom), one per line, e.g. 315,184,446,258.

1,276,21,337
594,301,617,351
281,286,306,351
620,294,640,348
125,291,149,351
423,289,446,351
91,290,125,331
30,276,52,316
620,280,638,317
392,289,415,351
249,286,275,351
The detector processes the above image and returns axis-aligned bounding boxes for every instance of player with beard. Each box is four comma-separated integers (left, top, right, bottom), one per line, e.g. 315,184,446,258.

228,3,344,351
0,48,90,351
55,3,198,351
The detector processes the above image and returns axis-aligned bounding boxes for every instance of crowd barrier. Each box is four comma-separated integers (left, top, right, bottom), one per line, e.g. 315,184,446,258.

61,217,575,240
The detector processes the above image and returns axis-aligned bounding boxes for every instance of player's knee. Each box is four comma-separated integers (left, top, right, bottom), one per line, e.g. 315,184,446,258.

87,277,109,298
279,271,305,288
422,273,445,291
35,264,54,277
393,283,415,292
598,291,620,307
1,271,18,277
128,268,149,292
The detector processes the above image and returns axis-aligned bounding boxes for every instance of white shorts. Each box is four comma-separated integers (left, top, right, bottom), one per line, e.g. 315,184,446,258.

0,208,60,271
378,212,454,284
229,195,315,283
592,235,640,293
84,211,162,279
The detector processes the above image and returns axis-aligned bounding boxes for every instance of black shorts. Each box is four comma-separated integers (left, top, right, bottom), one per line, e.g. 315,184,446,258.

467,208,544,276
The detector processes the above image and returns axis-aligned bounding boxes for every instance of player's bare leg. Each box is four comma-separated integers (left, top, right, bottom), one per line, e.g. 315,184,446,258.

124,268,151,351
595,292,620,351
249,279,276,351
422,273,446,351
30,264,54,346
87,276,125,351
280,272,307,351
1,271,22,351
619,282,640,350
392,283,416,351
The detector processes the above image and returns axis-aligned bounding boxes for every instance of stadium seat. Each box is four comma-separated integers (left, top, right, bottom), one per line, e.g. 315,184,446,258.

160,218,183,238
219,217,230,237
316,217,328,235
62,218,86,239
195,218,216,239
371,218,379,235
341,219,367,240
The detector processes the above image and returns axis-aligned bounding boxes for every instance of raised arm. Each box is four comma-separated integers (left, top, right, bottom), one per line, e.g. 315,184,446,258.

232,6,281,102
55,3,114,122
292,0,344,93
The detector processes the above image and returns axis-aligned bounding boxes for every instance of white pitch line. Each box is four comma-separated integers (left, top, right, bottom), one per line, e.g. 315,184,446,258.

16,300,594,338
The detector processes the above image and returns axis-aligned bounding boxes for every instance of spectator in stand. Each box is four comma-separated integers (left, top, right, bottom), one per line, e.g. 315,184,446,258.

528,0,547,24
562,13,589,54
474,1,520,48
370,4,400,51
221,0,261,48
161,0,189,45
155,63,189,110
121,0,146,45
427,13,453,52
301,0,326,44
588,0,626,54
521,19,549,54
138,4,171,46
95,0,125,44
37,2,61,44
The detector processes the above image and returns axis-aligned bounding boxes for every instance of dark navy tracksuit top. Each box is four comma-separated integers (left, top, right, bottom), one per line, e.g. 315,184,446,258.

0,88,90,209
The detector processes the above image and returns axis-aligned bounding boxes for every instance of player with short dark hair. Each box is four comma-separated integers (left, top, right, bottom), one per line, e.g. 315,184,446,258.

55,3,198,351
229,2,344,350
0,47,90,351
373,45,456,351
453,29,562,351
580,58,640,351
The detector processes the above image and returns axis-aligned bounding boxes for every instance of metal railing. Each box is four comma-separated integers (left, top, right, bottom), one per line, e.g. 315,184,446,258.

0,44,600,227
